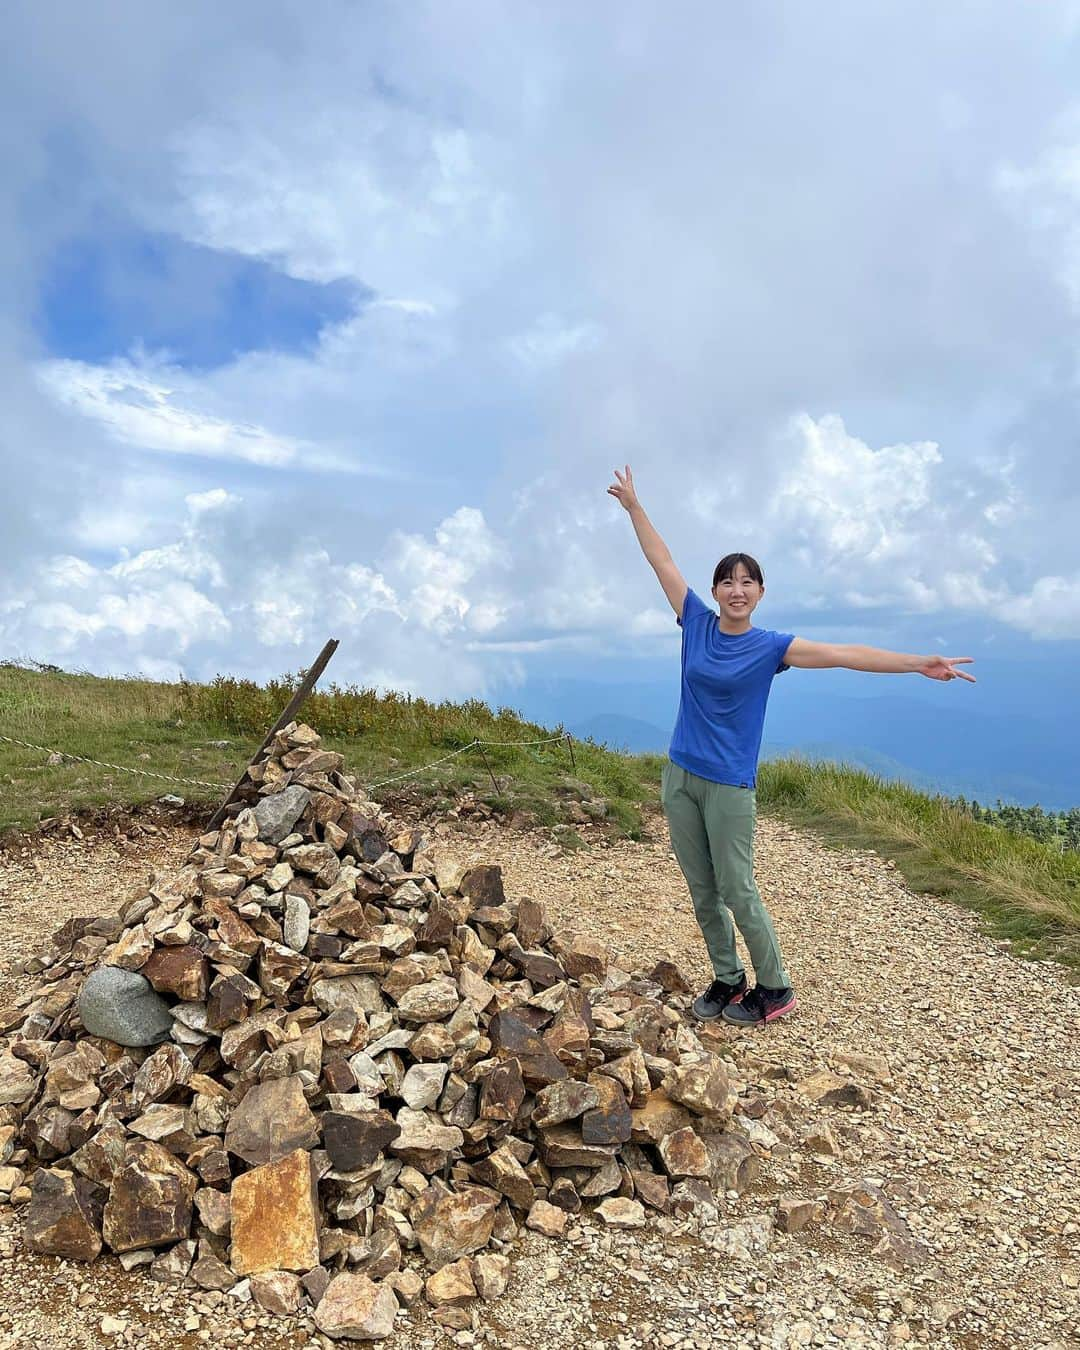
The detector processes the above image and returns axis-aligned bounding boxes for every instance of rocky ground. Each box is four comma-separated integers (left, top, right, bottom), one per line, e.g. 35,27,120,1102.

0,806,1076,1350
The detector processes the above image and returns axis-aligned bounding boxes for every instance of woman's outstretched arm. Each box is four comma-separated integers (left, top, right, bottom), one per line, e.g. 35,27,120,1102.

785,637,976,683
607,465,688,617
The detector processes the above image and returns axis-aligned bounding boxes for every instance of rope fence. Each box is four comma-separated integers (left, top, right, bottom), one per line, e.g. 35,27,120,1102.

0,734,231,790
0,729,577,800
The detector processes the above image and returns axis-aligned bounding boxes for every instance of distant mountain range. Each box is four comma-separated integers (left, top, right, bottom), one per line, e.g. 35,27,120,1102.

513,671,1077,811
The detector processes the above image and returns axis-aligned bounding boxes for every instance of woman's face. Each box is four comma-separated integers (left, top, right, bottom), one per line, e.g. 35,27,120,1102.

712,562,763,622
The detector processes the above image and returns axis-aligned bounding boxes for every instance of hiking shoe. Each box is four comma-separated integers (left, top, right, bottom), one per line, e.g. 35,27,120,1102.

721,983,798,1027
691,973,748,1020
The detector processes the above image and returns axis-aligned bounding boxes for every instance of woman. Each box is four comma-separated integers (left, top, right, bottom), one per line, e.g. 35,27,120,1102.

608,465,975,1028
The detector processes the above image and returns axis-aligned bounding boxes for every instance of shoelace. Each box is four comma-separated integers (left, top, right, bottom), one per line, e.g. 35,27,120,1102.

738,987,768,1021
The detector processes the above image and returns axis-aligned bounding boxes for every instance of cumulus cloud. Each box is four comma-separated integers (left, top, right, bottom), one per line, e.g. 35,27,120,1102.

0,502,522,694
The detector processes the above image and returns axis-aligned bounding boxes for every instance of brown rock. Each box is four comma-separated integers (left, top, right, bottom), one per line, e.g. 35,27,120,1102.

194,1187,231,1236
630,1168,670,1211
648,959,691,993
107,925,154,971
459,865,505,907
543,989,594,1066
314,1271,397,1340
205,974,253,1032
322,1109,400,1171
557,934,607,982
703,1130,759,1194
514,897,547,949
387,1267,424,1306
536,1124,618,1170
469,1144,536,1211
230,1149,320,1276
24,1168,104,1260
412,1185,499,1268
580,1155,623,1197
478,1058,526,1122
472,1251,511,1299
142,946,209,1001
581,1075,631,1146
225,1076,319,1166
70,1119,128,1185
525,1199,567,1237
829,1182,928,1267
595,1197,645,1228
250,1269,303,1315
532,1079,599,1129
191,1252,236,1290
131,1044,192,1110
425,1257,476,1306
488,1011,567,1090
629,1090,694,1144
396,979,460,1023
102,1140,198,1252
777,1195,823,1233
797,1069,873,1110
663,1055,737,1122
657,1126,710,1180
258,942,308,999
390,1109,464,1173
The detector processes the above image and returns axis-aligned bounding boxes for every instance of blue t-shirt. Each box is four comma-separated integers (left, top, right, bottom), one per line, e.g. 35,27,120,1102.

668,588,794,788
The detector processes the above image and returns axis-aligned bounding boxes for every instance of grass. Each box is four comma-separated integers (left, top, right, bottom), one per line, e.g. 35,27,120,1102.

757,756,1080,968
0,661,1077,973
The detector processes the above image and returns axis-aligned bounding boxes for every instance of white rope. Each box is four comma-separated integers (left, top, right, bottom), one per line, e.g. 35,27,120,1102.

0,733,231,791
1,728,574,799
476,733,569,747
362,731,573,792
364,740,481,791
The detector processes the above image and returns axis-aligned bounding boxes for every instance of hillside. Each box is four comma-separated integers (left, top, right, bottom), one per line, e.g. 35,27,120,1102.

0,661,1077,970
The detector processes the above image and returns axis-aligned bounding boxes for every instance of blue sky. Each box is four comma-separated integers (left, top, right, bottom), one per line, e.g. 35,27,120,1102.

2,3,1079,805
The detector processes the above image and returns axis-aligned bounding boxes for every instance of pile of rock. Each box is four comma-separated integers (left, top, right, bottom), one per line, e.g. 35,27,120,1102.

0,722,766,1339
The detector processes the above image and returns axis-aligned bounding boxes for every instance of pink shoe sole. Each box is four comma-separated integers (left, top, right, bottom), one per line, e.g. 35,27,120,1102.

762,993,798,1022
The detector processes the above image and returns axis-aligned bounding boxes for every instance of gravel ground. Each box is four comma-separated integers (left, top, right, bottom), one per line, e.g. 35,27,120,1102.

0,808,1076,1350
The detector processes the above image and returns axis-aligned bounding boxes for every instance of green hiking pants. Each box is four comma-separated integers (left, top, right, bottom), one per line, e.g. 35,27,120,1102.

660,760,790,989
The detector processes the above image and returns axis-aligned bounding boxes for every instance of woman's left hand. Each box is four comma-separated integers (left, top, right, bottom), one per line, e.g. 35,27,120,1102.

918,655,976,683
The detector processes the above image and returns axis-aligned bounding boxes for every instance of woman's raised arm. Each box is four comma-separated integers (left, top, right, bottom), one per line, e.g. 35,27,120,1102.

608,465,688,618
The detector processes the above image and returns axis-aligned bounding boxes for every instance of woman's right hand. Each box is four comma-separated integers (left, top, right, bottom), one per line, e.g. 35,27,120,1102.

607,465,640,512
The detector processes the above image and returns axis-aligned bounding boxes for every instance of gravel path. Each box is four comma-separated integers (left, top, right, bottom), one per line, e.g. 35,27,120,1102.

0,809,1076,1350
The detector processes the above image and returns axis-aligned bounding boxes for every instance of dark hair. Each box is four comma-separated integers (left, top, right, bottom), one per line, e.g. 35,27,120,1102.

712,552,764,588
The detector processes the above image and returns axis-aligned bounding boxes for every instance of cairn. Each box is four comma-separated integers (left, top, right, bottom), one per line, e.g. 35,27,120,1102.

0,722,768,1339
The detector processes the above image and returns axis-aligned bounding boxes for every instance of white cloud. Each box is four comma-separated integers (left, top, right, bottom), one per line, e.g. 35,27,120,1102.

772,413,942,564
165,92,515,299
39,360,304,467
33,584,229,651
388,507,510,637
0,499,532,693
1002,573,1080,637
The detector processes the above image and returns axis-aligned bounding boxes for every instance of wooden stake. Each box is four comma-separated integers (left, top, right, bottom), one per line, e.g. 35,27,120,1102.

476,742,501,795
565,732,576,772
207,637,340,829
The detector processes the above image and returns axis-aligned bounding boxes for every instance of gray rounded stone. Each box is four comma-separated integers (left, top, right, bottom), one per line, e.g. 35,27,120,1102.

77,968,174,1047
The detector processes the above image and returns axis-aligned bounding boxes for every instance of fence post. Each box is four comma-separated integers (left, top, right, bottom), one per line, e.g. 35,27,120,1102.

476,743,501,795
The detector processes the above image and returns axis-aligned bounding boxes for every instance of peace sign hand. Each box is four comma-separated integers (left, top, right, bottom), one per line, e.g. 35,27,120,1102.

607,465,640,512
918,656,976,684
